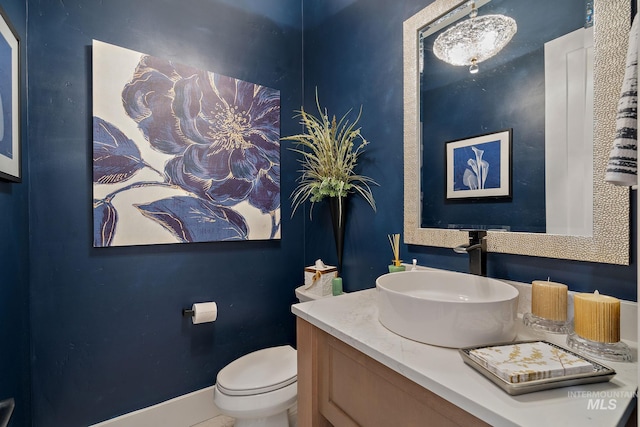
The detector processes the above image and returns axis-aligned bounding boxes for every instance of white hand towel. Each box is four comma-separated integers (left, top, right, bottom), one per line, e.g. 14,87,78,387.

605,13,638,186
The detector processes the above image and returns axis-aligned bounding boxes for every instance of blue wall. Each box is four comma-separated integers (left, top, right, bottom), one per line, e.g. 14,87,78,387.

0,1,30,426
302,0,636,301
26,1,302,426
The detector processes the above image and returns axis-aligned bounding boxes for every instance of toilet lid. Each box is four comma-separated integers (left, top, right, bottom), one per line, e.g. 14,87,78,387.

216,345,297,396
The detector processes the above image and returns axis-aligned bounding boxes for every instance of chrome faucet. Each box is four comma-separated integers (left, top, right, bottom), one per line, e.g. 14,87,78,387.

453,230,487,276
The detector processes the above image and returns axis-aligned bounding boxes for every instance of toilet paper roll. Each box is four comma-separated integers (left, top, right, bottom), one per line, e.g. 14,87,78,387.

192,302,218,324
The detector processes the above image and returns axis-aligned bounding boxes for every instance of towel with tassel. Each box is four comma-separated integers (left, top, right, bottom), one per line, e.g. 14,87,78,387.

605,13,638,187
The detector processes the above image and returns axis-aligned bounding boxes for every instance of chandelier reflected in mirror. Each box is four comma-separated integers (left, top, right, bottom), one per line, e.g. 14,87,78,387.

433,3,517,73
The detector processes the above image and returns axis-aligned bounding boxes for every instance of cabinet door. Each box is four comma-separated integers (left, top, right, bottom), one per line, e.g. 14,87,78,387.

297,318,488,427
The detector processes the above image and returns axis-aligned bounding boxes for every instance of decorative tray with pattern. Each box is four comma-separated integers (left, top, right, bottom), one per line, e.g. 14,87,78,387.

459,340,616,395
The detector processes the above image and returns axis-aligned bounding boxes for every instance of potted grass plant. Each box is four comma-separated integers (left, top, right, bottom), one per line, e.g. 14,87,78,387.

283,89,377,274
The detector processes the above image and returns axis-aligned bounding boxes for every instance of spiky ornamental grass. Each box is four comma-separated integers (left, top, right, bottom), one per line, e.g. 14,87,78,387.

283,91,378,217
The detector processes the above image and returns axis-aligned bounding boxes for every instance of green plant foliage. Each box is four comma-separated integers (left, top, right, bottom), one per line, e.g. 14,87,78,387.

282,89,378,217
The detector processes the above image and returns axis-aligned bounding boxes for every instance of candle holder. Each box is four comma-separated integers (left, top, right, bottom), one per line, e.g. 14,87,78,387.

566,333,632,362
523,312,571,334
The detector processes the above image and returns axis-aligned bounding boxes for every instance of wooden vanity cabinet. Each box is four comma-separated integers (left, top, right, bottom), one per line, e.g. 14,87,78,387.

296,318,489,427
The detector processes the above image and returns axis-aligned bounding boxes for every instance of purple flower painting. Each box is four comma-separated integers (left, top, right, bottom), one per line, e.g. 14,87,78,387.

92,40,280,247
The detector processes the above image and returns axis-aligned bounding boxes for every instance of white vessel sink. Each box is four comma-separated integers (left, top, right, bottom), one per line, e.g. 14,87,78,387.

376,270,519,348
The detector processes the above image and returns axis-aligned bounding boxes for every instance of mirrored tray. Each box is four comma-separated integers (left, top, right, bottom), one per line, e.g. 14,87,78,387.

459,340,616,395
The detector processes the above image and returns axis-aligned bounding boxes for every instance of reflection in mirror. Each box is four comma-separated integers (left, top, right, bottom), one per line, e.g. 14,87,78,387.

420,0,592,235
403,0,630,264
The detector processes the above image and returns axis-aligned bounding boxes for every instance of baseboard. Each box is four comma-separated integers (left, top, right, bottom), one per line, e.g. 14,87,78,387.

90,386,221,427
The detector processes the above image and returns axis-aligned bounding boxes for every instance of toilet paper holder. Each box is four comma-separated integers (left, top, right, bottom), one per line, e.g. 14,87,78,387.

182,301,218,324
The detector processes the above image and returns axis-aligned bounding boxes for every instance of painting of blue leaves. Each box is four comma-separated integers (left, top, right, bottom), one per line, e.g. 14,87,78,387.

92,40,280,247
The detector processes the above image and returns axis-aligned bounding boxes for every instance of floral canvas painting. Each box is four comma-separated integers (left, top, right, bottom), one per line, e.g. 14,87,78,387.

92,40,280,247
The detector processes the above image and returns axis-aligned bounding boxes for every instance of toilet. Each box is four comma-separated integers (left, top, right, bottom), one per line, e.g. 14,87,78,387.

213,287,321,427
213,345,297,427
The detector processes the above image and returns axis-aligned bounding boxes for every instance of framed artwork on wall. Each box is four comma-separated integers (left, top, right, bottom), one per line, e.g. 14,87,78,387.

92,40,281,247
445,129,512,201
0,6,20,182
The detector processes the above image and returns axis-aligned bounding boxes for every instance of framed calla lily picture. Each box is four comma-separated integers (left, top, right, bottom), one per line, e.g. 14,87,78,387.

445,129,512,201
92,40,281,247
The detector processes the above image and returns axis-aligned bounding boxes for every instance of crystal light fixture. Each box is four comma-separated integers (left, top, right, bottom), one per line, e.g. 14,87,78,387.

433,2,517,73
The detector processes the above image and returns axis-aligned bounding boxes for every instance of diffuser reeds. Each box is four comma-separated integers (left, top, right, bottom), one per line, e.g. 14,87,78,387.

388,233,401,267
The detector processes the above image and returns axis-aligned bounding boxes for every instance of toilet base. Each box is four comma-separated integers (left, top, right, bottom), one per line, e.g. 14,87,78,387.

213,382,296,427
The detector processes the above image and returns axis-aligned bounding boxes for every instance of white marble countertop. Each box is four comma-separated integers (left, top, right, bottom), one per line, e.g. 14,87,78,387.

292,287,638,427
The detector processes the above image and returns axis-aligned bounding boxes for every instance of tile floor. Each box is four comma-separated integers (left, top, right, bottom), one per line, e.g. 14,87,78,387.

191,404,297,427
191,415,235,427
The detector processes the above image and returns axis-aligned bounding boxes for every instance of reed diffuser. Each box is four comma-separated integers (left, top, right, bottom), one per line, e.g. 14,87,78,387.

388,233,406,273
